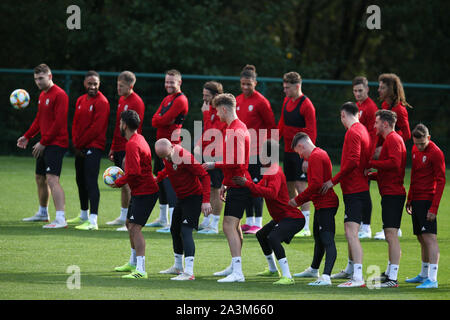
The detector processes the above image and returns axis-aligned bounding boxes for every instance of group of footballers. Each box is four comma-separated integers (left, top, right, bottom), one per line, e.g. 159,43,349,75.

17,63,445,289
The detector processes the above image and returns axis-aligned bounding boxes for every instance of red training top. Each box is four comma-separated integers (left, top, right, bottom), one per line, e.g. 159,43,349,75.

357,97,378,155
408,141,446,215
331,122,371,195
295,147,339,209
215,118,252,188
197,105,227,158
381,101,411,142
114,133,159,196
236,90,276,156
156,145,211,202
278,95,316,152
368,131,406,196
24,84,69,148
245,163,304,222
111,92,145,152
72,91,110,150
152,92,189,143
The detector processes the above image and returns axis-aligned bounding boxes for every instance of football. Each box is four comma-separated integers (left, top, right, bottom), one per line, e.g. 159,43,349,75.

103,166,124,186
10,89,30,109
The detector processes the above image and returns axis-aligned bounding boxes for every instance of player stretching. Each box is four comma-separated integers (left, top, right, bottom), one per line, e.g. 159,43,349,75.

233,140,305,285
405,124,445,289
68,71,110,230
113,110,159,279
19,64,69,229
155,139,212,280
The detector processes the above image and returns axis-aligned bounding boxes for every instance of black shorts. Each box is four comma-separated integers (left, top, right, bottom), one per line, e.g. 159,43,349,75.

411,200,437,235
153,155,164,175
224,187,253,219
208,168,224,189
313,207,338,235
35,145,67,176
343,191,371,224
172,194,203,230
248,157,262,183
113,151,126,169
381,195,406,229
258,218,305,245
283,152,307,182
127,193,159,226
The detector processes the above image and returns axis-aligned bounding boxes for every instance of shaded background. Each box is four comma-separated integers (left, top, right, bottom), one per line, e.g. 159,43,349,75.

1,0,449,163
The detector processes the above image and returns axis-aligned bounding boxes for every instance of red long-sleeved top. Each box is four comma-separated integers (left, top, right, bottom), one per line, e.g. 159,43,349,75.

408,142,446,215
72,91,110,150
368,131,406,196
156,145,211,202
111,92,145,152
278,95,316,152
245,163,304,222
24,84,69,148
295,147,339,209
215,118,252,188
381,101,411,142
331,122,370,194
114,133,159,196
357,97,378,155
236,90,276,156
197,105,227,158
152,92,188,143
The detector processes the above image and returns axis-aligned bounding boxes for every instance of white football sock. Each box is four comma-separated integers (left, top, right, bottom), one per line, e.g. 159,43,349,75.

265,254,278,272
174,253,183,270
136,256,145,273
362,224,371,233
353,263,363,281
201,215,211,226
184,256,194,275
210,215,220,230
344,259,354,274
39,206,48,215
429,264,438,282
420,261,429,278
56,211,65,221
278,257,291,278
322,274,331,281
129,248,137,266
389,264,399,281
119,207,128,221
245,216,254,226
168,207,174,226
303,211,310,230
385,261,391,275
89,213,97,225
159,204,168,224
254,217,263,228
80,210,89,220
232,257,243,275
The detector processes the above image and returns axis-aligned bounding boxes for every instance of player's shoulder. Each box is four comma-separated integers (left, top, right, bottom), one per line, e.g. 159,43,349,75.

52,84,69,98
428,141,445,158
95,91,110,104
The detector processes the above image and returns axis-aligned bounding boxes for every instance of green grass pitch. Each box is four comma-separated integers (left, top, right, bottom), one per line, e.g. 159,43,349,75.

0,155,449,300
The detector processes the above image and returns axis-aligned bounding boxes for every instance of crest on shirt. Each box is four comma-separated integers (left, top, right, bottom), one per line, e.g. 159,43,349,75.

211,114,215,122
89,105,93,111
237,106,240,111
45,98,50,105
78,105,81,109
423,155,427,163
248,105,254,111
359,110,363,117
172,163,177,171
124,104,128,111
413,154,416,159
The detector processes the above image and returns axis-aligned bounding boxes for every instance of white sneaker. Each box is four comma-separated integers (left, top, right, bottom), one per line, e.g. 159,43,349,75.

198,221,210,230
23,212,49,222
308,276,332,286
293,267,319,278
43,219,67,229
171,272,195,281
116,226,128,231
156,226,171,233
145,219,167,228
374,230,385,240
358,230,372,239
159,266,183,275
337,278,366,288
331,270,352,279
197,227,219,234
217,272,245,283
106,217,126,226
213,265,233,277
